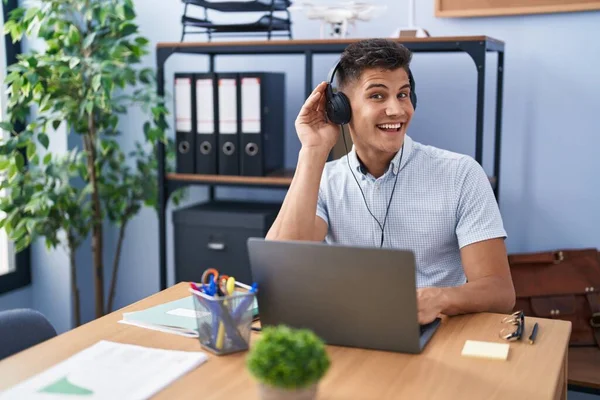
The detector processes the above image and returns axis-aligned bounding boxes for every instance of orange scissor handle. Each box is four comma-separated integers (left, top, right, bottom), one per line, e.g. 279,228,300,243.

201,268,219,285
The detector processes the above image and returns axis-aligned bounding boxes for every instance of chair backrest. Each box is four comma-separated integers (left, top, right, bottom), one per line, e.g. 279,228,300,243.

0,309,57,361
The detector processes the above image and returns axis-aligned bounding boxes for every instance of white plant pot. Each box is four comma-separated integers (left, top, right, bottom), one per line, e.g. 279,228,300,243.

258,382,319,400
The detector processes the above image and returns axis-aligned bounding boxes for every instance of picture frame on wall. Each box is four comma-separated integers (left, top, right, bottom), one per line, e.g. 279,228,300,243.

435,0,600,18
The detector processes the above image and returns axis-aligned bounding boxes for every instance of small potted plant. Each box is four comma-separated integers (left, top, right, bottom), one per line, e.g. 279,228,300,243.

247,325,331,400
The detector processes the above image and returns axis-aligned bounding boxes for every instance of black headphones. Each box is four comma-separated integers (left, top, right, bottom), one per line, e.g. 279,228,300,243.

325,60,418,125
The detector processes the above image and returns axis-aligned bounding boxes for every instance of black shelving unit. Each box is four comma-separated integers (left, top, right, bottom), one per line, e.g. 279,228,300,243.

155,36,505,290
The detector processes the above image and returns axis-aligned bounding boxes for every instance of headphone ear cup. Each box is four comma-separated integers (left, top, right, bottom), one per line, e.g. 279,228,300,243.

326,90,352,125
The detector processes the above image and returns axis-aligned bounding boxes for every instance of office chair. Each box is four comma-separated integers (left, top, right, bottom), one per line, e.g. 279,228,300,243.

0,308,57,361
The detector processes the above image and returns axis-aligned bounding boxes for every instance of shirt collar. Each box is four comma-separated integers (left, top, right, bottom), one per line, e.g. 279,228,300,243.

348,135,414,176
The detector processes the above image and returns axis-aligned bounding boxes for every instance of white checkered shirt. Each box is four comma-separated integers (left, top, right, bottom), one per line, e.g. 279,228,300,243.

316,135,507,288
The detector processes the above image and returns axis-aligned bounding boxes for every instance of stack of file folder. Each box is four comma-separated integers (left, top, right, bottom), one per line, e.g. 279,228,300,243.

180,0,293,41
174,71,285,177
118,295,259,338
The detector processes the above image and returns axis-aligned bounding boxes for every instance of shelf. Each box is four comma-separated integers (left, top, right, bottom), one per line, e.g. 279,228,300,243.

167,170,497,190
157,36,505,55
167,169,294,188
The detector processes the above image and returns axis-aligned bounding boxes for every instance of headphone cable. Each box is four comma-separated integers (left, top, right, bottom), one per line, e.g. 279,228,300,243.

341,125,403,247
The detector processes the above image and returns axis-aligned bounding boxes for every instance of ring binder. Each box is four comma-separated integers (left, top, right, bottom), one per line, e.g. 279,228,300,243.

239,73,285,176
174,73,196,173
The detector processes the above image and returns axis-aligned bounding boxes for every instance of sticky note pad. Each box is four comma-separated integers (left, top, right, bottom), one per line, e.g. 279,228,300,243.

461,340,509,361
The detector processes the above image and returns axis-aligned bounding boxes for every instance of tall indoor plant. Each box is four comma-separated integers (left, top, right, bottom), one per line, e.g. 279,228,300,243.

0,0,179,324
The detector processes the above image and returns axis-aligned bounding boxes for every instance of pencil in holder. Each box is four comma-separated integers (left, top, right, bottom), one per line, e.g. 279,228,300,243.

190,288,256,355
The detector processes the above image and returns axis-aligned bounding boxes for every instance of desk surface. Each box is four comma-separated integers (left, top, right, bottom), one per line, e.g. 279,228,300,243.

0,282,571,399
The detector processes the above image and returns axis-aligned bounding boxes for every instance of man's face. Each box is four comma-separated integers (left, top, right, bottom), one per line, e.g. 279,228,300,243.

344,67,414,155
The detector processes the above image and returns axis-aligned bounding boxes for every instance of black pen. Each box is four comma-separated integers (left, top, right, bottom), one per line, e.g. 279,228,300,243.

529,322,539,344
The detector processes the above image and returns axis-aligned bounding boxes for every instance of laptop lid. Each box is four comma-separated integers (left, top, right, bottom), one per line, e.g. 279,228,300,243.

247,238,428,354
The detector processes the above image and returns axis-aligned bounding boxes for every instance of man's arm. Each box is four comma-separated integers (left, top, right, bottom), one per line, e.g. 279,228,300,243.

266,147,329,241
417,238,516,324
266,81,338,242
417,156,515,324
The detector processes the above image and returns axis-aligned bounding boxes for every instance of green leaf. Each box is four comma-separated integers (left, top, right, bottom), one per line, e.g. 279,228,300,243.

23,7,38,23
119,22,137,37
135,37,149,46
26,219,37,234
68,25,80,45
0,121,13,132
116,4,126,20
30,154,39,165
92,74,101,91
10,77,22,97
69,58,80,69
38,133,49,149
15,152,24,170
99,8,108,25
142,122,151,137
85,101,93,115
52,120,62,131
82,32,96,49
27,142,36,159
43,153,51,165
124,3,136,19
15,239,27,252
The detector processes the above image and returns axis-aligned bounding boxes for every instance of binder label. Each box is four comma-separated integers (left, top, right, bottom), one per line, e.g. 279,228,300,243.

175,77,192,132
196,78,214,134
218,78,237,134
242,77,261,133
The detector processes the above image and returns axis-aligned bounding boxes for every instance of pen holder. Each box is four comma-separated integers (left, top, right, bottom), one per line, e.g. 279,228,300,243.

191,289,255,356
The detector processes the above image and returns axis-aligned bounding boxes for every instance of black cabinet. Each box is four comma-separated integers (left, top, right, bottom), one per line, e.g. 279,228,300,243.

173,200,281,285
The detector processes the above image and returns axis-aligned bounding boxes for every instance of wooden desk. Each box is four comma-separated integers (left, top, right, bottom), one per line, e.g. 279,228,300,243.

0,283,571,399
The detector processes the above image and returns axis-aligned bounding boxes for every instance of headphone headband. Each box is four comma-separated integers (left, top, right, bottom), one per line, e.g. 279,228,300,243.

327,60,342,86
327,60,417,109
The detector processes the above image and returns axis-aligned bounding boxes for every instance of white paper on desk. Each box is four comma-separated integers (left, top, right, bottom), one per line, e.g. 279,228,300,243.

117,319,199,338
0,340,208,400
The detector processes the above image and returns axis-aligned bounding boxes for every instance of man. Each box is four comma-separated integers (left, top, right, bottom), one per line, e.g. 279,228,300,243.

266,38,515,324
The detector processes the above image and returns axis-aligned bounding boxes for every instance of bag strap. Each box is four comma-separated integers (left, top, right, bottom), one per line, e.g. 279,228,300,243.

586,292,600,349
508,251,565,265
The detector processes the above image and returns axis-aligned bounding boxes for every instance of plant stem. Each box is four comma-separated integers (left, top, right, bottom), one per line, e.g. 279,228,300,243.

84,112,104,319
67,233,81,327
106,211,131,313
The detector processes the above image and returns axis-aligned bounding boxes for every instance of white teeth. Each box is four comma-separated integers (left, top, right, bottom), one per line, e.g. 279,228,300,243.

378,123,402,129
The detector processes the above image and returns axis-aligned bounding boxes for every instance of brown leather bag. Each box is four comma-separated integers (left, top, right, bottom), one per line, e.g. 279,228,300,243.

508,248,600,348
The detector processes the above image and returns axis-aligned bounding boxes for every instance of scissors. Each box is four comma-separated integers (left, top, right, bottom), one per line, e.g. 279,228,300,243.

200,268,230,296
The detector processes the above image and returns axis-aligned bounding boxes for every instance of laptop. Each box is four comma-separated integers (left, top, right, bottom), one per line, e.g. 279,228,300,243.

247,238,441,354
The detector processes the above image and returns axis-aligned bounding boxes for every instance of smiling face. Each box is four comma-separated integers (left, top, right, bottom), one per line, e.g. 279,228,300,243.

343,67,414,157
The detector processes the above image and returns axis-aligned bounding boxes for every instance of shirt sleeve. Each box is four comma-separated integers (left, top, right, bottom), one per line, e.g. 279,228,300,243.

317,185,329,225
455,156,507,248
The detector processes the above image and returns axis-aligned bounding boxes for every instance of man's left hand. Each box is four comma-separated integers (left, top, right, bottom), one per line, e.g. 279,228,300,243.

416,287,446,325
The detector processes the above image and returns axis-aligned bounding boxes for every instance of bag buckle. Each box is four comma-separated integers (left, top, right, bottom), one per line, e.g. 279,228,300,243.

553,251,564,264
591,313,600,328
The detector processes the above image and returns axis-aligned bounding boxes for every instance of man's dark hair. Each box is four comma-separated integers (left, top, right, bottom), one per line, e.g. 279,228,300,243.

337,39,413,89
